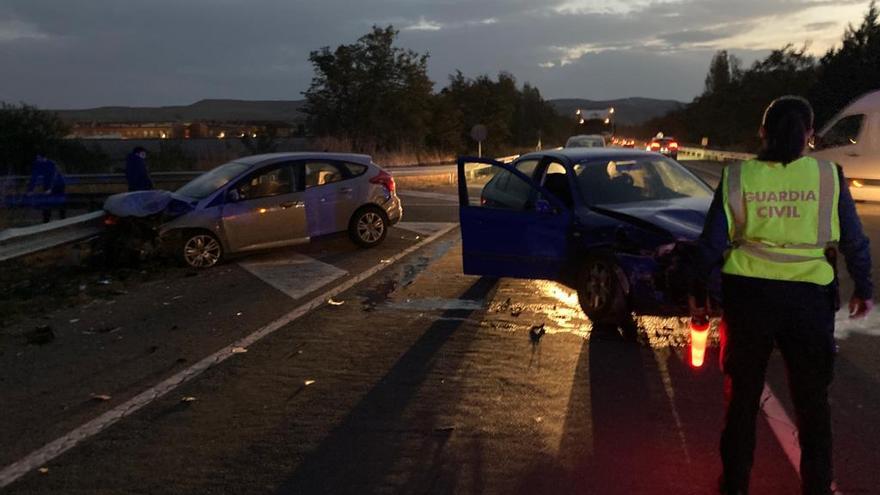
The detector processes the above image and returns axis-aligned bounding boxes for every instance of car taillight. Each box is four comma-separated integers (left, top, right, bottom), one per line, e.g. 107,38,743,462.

669,141,679,149
370,169,396,194
103,215,118,226
650,142,660,149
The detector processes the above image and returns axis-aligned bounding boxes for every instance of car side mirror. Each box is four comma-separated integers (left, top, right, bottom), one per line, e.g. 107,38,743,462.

810,135,823,150
227,189,241,202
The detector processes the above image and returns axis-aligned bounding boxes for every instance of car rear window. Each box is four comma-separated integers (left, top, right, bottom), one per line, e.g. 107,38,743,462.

344,162,368,177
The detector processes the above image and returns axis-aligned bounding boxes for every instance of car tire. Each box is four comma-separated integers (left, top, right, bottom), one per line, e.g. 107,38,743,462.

349,206,388,248
179,230,223,269
577,254,629,326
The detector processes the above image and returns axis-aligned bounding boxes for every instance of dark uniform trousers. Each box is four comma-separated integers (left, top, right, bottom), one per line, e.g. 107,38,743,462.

719,274,836,495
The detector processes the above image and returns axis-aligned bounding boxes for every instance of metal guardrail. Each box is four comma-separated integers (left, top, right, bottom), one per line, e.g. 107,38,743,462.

0,211,105,262
678,146,755,162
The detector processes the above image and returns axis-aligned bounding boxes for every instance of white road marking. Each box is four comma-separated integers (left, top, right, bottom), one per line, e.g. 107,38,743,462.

396,221,457,237
761,384,844,494
834,308,880,340
0,223,459,489
239,252,347,300
398,190,459,202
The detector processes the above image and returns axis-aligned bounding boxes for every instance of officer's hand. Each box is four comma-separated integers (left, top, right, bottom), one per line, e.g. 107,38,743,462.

849,296,874,319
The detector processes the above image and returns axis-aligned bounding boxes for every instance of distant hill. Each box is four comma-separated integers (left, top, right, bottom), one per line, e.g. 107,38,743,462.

55,97,681,126
54,99,307,123
548,97,684,126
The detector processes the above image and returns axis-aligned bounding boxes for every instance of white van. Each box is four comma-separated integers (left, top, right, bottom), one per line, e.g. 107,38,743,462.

810,90,880,201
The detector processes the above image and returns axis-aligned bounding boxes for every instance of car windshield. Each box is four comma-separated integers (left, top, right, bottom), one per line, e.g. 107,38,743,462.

175,162,250,199
574,156,712,205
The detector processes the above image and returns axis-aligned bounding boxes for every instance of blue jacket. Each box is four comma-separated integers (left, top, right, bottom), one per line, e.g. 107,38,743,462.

125,152,154,191
697,163,873,300
27,158,65,194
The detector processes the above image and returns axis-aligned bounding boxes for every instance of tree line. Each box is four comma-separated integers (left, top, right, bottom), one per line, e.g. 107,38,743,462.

303,26,573,158
632,1,880,150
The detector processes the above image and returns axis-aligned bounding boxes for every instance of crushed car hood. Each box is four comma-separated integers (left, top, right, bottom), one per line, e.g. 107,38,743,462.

590,197,710,240
103,190,195,218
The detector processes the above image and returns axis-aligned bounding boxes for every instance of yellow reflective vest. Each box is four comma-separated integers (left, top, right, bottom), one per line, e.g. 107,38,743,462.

721,156,840,285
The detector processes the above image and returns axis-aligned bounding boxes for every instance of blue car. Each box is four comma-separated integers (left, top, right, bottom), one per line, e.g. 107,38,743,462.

458,148,714,326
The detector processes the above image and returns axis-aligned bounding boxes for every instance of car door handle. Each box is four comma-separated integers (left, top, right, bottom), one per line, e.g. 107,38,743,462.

845,152,860,157
281,201,305,209
339,187,353,194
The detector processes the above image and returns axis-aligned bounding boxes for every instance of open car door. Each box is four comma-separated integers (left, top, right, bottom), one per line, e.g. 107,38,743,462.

457,156,572,280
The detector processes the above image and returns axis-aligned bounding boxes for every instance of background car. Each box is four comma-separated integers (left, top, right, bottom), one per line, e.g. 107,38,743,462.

565,134,606,148
647,136,679,159
459,148,714,327
104,152,402,268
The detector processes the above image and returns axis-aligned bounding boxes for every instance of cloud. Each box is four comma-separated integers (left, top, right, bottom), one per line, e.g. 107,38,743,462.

403,17,443,31
804,21,838,31
0,18,48,42
0,0,872,107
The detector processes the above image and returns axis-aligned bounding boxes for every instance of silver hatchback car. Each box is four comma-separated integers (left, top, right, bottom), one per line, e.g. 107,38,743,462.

104,152,403,268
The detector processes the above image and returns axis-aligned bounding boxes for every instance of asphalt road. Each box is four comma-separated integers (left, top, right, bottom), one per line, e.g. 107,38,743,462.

1,163,879,494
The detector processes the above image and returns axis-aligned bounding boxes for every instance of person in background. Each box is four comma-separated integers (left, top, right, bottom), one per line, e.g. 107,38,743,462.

26,153,66,223
125,146,153,191
692,96,873,495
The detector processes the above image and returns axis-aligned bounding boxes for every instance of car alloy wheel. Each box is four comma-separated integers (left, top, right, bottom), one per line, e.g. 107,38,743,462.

577,254,627,325
583,261,612,312
183,233,222,268
356,211,385,244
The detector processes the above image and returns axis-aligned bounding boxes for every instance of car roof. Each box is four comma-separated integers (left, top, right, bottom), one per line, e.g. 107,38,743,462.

567,134,604,140
233,152,373,166
518,147,664,163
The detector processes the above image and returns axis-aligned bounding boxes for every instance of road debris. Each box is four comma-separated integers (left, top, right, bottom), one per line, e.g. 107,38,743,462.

25,325,55,345
235,312,243,316
380,259,391,264
180,396,197,402
97,279,111,285
231,346,248,354
69,318,80,324
327,298,345,306
38,467,49,474
90,394,111,401
304,379,316,386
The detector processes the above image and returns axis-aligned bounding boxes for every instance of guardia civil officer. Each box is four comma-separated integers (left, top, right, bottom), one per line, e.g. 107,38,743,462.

693,96,873,495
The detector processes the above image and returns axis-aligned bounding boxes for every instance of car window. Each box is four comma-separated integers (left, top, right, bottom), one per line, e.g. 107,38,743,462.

305,162,344,187
574,157,711,205
344,162,368,177
235,164,293,200
485,159,539,198
478,165,540,211
176,162,249,199
819,114,864,149
541,161,574,208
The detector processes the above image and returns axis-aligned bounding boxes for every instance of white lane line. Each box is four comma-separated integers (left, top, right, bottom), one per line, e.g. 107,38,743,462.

0,223,460,489
761,384,844,494
239,253,348,300
398,190,459,202
396,221,457,237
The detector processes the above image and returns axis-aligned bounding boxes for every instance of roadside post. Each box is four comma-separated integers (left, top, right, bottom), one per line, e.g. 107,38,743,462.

471,124,487,158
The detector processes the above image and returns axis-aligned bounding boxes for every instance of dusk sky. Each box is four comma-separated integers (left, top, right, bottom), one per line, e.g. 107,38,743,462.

0,0,872,109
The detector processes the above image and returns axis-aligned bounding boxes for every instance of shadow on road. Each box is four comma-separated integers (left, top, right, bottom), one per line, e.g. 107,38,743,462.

275,276,498,494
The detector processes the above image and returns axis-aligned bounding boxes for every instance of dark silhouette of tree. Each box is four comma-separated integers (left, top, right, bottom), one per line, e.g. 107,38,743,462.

303,26,433,151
